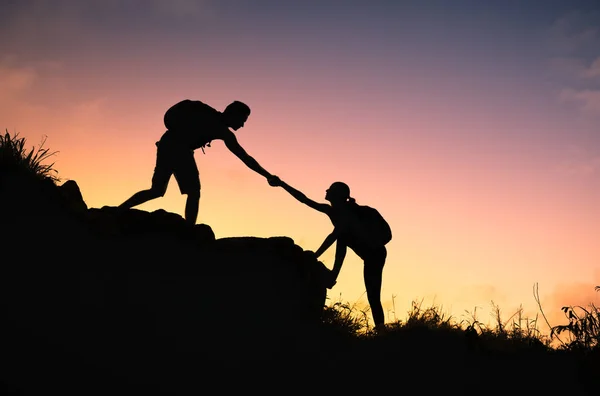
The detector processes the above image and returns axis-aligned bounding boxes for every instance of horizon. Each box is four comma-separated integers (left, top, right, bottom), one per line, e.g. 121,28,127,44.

1,0,600,332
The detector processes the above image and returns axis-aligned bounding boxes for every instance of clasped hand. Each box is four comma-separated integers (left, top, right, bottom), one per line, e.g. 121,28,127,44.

267,175,282,187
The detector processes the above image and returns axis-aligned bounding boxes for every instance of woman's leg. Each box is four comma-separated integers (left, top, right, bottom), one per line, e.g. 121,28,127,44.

363,247,387,329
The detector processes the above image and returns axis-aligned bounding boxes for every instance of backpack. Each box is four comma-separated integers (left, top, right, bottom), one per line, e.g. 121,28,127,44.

163,100,215,153
352,205,392,246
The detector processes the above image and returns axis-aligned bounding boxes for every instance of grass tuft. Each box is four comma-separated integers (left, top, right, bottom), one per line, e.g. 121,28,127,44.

550,286,600,351
0,129,60,183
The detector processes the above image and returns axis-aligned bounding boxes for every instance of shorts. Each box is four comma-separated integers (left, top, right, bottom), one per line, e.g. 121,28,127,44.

151,140,200,195
342,234,387,264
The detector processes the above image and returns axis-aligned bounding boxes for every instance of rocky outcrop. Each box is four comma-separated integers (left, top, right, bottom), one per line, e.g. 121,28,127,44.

0,174,333,392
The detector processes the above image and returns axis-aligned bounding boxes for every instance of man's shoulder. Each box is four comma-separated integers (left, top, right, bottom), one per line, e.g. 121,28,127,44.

213,127,235,141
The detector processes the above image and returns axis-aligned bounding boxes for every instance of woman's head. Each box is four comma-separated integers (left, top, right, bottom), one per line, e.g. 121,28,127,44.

325,181,354,204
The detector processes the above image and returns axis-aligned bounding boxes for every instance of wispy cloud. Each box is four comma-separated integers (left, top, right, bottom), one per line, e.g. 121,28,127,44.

549,56,600,81
581,56,600,79
0,56,64,104
556,155,600,176
0,0,222,69
70,98,109,125
1,0,218,36
555,145,600,177
548,10,600,55
559,88,600,114
548,10,600,115
0,67,36,94
0,55,109,135
548,56,587,78
0,62,37,95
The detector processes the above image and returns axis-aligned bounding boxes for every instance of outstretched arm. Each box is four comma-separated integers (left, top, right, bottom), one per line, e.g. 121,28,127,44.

223,130,272,179
270,177,330,214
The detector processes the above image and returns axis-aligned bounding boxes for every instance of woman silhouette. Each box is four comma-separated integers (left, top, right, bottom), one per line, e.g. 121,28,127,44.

269,177,388,331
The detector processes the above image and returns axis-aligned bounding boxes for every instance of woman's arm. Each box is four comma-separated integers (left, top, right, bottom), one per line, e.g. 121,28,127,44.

271,177,330,213
330,240,347,285
314,230,338,258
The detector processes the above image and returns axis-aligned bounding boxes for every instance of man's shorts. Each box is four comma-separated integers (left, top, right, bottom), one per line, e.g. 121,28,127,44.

151,141,200,195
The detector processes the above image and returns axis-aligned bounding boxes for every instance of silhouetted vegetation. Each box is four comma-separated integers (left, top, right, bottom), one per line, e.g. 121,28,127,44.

321,285,600,356
318,287,600,392
0,129,60,182
548,286,600,351
325,287,597,344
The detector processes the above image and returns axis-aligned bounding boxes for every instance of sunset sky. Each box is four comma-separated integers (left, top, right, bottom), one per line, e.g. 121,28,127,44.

2,0,599,331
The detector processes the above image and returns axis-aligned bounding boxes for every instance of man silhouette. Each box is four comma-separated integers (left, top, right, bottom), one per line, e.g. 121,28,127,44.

119,99,275,225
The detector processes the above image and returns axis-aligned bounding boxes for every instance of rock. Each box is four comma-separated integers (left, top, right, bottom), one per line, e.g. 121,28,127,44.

0,169,331,393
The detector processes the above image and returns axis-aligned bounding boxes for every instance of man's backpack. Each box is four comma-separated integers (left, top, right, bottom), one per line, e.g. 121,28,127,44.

163,100,215,152
352,204,392,247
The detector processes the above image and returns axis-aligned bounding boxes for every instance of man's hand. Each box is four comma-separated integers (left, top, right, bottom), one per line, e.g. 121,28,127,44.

268,175,282,187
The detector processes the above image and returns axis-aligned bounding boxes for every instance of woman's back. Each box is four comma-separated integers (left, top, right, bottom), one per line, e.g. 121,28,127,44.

329,203,389,257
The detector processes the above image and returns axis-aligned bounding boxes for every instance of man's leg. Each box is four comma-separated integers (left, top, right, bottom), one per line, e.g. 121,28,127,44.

119,188,164,210
184,190,200,225
119,146,170,210
175,151,201,225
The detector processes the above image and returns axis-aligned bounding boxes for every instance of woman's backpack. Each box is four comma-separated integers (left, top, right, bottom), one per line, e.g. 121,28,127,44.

352,205,392,247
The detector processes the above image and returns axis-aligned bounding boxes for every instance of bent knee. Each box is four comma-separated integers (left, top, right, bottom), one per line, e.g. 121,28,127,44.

149,186,167,198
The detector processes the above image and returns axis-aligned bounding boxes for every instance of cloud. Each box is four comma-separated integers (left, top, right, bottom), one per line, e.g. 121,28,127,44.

0,54,112,137
0,68,36,93
554,144,600,178
0,0,222,63
552,55,600,80
547,10,600,116
69,98,109,125
581,56,600,78
0,56,65,106
0,57,44,124
548,57,587,78
1,0,217,35
559,88,600,114
0,64,37,94
556,155,600,176
548,10,600,55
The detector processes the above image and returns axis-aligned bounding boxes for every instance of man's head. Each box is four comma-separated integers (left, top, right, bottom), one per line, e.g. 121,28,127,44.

223,101,251,130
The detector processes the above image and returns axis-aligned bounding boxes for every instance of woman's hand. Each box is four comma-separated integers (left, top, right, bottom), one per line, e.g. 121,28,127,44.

267,175,282,187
